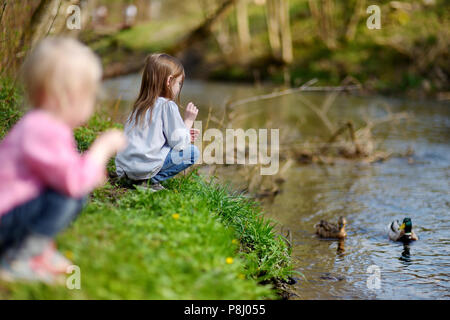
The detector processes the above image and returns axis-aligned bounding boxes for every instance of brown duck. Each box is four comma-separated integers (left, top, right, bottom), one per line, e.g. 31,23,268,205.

314,216,347,239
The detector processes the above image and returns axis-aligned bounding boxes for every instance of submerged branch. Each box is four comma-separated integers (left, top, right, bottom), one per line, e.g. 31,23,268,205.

226,79,360,109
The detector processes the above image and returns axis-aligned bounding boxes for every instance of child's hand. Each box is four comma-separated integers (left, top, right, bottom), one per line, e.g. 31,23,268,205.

97,129,127,154
184,102,198,122
184,102,198,130
88,129,127,166
190,128,200,143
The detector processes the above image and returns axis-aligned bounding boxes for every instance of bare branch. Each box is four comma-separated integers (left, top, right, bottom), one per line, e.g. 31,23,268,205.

226,79,359,109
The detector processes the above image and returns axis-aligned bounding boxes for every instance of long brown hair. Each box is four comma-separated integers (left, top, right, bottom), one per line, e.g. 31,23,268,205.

129,53,185,127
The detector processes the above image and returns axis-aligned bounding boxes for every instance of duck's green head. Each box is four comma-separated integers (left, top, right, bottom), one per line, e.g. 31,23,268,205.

400,218,413,234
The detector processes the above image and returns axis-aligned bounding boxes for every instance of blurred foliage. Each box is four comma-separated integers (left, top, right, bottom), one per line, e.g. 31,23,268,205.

74,112,123,153
1,0,448,94
80,0,449,95
0,78,24,139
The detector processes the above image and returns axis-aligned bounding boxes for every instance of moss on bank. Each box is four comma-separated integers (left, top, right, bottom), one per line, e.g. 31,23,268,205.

0,79,293,299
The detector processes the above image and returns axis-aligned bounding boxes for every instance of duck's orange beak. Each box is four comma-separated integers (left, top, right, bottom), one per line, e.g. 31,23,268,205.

399,223,405,230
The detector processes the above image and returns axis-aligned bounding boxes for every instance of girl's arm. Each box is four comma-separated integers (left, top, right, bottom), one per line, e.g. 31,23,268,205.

162,101,192,151
21,124,104,198
22,119,126,198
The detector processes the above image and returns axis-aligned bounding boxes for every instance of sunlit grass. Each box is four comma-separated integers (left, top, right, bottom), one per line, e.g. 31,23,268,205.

0,172,290,299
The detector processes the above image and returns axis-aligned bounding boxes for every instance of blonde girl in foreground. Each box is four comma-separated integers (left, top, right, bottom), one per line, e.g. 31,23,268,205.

0,38,126,283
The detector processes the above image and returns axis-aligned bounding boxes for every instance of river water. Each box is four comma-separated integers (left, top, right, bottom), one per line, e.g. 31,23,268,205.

102,74,450,300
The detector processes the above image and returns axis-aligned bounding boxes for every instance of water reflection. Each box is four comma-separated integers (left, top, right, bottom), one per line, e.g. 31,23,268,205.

400,244,412,264
337,239,346,255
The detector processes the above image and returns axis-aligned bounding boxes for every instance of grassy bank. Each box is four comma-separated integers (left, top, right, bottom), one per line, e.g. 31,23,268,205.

0,79,293,299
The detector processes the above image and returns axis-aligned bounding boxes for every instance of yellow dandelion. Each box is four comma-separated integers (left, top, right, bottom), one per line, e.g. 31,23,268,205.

172,213,180,220
232,239,238,245
226,257,234,264
65,251,74,260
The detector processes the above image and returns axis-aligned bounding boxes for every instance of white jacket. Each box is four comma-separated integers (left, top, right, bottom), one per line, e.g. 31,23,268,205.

115,97,191,180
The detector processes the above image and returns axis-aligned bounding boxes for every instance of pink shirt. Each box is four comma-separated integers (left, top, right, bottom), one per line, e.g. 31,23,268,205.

0,110,105,217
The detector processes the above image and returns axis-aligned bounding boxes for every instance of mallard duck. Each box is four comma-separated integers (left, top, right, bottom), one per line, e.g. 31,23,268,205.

388,218,418,242
314,216,347,239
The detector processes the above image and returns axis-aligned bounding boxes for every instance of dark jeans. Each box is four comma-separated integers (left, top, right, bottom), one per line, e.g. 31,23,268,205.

0,189,86,256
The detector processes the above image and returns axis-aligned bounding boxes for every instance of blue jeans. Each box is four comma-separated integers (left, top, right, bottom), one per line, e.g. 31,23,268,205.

150,145,200,184
0,189,86,255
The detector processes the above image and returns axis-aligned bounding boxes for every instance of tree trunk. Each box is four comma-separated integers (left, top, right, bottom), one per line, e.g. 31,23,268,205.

214,17,233,60
24,0,62,49
56,0,97,36
169,0,238,55
308,0,337,49
265,0,281,59
209,0,233,59
0,1,7,24
345,0,365,42
236,0,251,54
323,0,335,44
52,0,82,36
279,0,293,64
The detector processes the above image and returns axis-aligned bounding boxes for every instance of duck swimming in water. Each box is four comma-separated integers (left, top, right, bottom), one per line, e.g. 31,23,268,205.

388,217,418,242
314,216,347,239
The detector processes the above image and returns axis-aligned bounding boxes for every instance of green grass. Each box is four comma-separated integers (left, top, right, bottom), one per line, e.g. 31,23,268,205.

0,79,293,299
1,173,290,299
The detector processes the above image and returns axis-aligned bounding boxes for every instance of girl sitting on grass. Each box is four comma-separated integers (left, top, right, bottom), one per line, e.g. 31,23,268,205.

0,38,126,283
115,53,200,192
